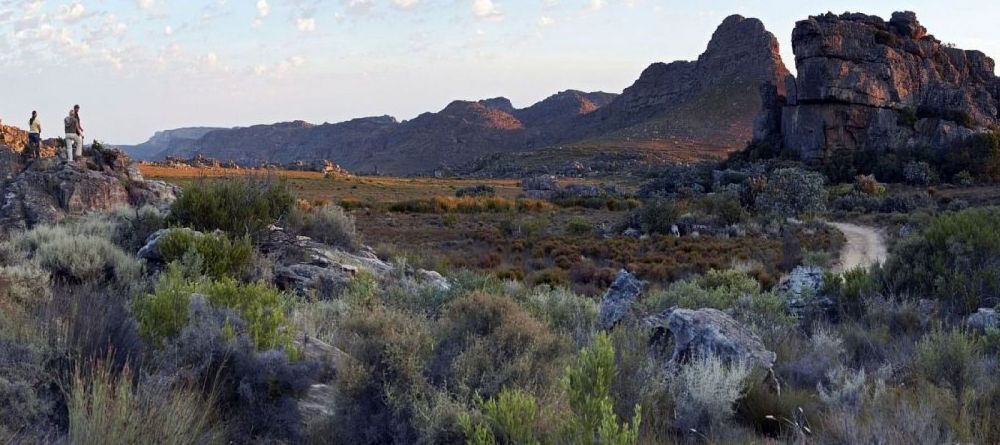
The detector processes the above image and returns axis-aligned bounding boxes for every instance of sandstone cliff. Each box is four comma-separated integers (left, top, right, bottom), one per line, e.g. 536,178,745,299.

757,11,1000,162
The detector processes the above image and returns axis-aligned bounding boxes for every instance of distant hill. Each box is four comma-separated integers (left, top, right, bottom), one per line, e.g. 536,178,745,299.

120,127,223,160
130,15,788,175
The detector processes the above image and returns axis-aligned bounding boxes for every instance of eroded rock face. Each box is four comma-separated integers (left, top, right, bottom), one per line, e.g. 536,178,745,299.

597,269,645,330
759,11,1000,161
648,307,776,371
0,149,177,230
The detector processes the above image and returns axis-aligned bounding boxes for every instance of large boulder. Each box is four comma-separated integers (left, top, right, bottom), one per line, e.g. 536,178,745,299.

756,11,1000,161
647,307,777,372
597,269,645,330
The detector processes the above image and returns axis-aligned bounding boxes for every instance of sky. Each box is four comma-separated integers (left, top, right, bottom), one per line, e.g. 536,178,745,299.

0,0,998,143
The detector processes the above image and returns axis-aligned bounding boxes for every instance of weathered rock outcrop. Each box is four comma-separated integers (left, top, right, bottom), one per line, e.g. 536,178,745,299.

597,269,645,329
648,307,777,370
758,11,1000,161
0,147,177,230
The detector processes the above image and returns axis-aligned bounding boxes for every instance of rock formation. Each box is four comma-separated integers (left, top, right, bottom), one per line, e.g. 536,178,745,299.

0,145,177,230
597,269,645,330
757,11,1000,162
645,307,778,389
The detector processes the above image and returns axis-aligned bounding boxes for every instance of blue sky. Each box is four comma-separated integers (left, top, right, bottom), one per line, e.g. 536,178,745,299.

1,0,998,143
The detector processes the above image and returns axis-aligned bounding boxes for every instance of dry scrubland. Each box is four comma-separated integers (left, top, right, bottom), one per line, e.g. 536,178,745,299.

5,156,1000,445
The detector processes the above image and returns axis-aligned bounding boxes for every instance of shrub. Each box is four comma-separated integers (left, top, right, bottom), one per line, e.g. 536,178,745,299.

160,295,318,444
287,202,360,250
6,225,142,287
883,207,1000,312
523,285,597,348
459,388,541,445
157,228,254,279
0,263,51,341
912,328,981,400
670,354,751,433
754,168,827,217
168,176,295,235
854,174,885,195
435,292,569,399
955,170,975,186
389,196,553,214
456,184,497,198
134,266,292,351
566,217,593,236
874,29,897,46
332,305,433,444
635,199,679,235
68,361,220,445
903,161,934,186
560,332,641,445
646,269,761,312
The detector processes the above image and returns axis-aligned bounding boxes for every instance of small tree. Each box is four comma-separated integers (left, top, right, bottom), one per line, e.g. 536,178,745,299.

754,168,828,217
560,332,641,445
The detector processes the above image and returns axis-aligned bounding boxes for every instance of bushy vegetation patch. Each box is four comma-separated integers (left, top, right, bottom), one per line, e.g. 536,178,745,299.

883,207,1000,312
157,228,254,279
168,176,295,235
4,225,142,287
134,266,292,351
286,200,360,250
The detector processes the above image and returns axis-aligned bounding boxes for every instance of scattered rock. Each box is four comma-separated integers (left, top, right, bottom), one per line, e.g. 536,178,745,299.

780,266,825,299
597,269,645,330
967,308,1000,333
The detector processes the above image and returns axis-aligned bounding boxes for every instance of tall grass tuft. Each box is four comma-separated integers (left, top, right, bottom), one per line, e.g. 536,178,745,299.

68,360,220,445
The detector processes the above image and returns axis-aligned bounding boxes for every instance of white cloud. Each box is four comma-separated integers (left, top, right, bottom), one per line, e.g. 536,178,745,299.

164,25,173,35
393,0,418,10
253,0,269,26
585,0,603,12
345,0,373,15
296,17,315,32
472,0,502,20
136,0,155,11
538,16,554,26
56,2,86,24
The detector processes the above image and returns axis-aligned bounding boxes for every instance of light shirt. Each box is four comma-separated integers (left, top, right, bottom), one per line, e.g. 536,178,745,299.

29,118,41,134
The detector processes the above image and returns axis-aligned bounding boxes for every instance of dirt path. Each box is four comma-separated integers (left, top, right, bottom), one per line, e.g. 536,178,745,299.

828,222,888,273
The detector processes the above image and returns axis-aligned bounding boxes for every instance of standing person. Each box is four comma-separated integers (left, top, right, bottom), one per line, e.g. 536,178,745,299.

64,108,82,162
72,104,84,158
27,111,41,160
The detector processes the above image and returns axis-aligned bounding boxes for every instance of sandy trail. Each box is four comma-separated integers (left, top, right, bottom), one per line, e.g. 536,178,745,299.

828,222,888,273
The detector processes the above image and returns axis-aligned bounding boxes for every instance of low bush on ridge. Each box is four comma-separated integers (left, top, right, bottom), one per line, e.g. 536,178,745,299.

168,176,295,235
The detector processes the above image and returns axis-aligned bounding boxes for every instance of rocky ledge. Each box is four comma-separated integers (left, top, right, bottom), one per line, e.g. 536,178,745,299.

756,11,1000,161
0,146,178,230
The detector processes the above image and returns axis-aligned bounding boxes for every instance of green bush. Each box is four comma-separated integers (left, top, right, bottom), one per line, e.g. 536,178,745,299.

332,305,434,444
635,199,679,235
884,207,1000,312
560,332,641,445
168,177,295,235
566,217,593,236
286,202,360,250
435,292,569,399
754,168,828,217
646,269,761,312
459,388,541,445
134,266,292,351
157,228,254,279
913,328,981,400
